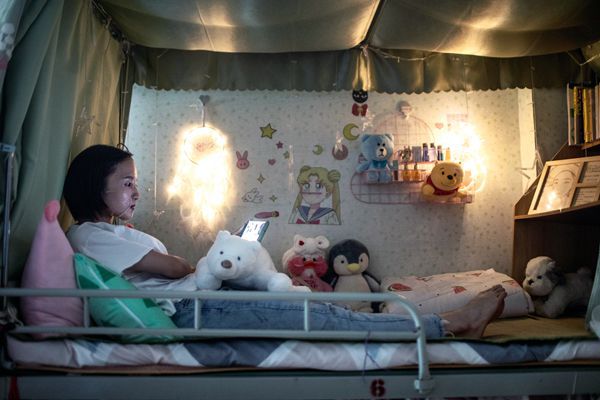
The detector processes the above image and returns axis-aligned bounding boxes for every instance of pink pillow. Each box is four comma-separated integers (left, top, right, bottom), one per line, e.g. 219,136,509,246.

20,200,83,337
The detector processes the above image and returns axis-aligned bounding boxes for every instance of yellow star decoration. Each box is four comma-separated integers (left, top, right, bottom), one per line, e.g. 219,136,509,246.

260,124,277,139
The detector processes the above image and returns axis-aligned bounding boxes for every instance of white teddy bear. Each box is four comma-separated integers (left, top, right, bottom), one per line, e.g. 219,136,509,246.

522,256,593,318
195,231,310,292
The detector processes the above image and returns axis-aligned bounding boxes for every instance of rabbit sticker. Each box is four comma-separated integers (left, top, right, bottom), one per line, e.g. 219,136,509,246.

242,188,263,203
236,150,250,169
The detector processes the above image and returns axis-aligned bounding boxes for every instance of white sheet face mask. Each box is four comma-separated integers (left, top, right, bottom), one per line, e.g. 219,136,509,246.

101,158,139,221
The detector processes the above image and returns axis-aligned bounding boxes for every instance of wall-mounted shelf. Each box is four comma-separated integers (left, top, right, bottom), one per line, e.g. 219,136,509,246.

350,172,473,205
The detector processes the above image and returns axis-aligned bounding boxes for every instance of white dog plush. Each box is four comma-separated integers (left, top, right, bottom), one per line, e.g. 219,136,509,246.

195,231,310,292
522,256,593,318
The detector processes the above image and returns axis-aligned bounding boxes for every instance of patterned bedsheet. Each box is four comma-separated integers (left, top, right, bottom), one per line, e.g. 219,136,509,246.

7,336,600,371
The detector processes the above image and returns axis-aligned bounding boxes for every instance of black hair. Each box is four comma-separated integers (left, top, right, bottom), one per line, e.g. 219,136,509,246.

63,144,133,222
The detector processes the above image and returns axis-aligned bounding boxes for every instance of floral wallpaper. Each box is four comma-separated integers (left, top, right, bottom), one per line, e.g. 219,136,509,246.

125,86,564,280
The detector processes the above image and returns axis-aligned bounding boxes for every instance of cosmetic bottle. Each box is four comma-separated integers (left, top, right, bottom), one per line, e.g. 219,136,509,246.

428,143,436,162
422,143,429,162
437,145,444,160
412,146,422,162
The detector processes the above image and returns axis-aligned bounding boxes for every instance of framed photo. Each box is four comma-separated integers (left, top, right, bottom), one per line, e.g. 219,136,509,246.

529,155,600,214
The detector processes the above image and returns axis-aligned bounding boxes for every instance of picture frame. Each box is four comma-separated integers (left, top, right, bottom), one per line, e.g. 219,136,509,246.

529,155,600,214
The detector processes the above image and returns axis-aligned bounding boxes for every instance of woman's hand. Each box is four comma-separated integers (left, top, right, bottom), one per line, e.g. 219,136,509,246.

126,250,196,278
168,255,196,278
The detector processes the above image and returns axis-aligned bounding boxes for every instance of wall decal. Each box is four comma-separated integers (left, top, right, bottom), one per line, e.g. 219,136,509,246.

268,158,276,165
269,195,278,202
342,123,360,141
283,150,291,159
289,165,341,225
254,211,280,219
241,188,263,203
276,141,284,149
260,123,277,139
352,103,368,116
351,89,368,116
312,144,324,155
235,150,250,169
332,143,349,160
257,173,266,184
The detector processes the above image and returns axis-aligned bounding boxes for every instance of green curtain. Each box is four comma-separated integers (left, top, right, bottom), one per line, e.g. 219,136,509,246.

0,0,123,281
130,46,593,93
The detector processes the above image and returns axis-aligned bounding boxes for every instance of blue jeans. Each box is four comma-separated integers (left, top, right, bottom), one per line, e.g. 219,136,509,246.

171,298,445,339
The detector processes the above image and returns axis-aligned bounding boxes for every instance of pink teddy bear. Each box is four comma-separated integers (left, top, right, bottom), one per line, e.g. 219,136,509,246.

281,234,333,292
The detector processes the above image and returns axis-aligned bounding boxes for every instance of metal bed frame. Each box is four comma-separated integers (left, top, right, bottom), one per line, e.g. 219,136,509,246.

1,288,600,399
1,144,600,399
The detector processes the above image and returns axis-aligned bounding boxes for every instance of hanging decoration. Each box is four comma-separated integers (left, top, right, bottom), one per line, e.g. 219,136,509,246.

438,114,487,193
351,89,368,116
167,96,232,230
332,130,349,160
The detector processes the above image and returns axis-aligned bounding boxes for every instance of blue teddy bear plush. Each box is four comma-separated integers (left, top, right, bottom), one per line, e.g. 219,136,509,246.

356,133,394,183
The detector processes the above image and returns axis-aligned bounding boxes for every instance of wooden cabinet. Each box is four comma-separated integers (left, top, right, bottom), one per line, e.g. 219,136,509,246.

512,144,600,284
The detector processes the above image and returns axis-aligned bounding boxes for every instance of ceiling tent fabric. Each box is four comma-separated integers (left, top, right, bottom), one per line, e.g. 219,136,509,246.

95,0,600,93
97,0,380,52
371,0,600,57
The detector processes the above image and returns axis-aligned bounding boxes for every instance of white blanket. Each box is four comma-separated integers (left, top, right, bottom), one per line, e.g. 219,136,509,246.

381,269,534,318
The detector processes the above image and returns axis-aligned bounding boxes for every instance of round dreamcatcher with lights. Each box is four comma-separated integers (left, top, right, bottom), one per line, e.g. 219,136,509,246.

183,126,223,164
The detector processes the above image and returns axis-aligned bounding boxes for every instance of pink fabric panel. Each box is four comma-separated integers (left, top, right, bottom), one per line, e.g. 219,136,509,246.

20,200,83,336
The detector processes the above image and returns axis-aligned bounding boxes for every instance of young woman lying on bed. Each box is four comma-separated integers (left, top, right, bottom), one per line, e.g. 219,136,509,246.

62,144,507,339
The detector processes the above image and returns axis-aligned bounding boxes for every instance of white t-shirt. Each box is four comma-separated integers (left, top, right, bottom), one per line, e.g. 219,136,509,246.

67,222,197,315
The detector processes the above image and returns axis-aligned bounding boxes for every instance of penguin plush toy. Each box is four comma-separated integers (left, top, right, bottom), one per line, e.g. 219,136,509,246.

325,239,380,313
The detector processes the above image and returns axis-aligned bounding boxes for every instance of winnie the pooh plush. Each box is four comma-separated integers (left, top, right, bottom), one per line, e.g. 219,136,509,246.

281,234,333,292
421,161,466,202
356,133,394,183
195,231,310,292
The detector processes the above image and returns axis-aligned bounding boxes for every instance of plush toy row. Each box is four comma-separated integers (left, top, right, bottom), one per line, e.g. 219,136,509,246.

195,232,379,312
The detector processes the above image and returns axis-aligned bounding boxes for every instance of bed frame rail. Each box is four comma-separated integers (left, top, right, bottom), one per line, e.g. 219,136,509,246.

0,287,435,395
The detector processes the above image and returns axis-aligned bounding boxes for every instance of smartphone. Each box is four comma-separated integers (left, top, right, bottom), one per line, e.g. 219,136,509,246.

238,220,270,242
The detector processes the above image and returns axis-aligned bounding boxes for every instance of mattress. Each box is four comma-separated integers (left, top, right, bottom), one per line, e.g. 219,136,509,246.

7,334,600,371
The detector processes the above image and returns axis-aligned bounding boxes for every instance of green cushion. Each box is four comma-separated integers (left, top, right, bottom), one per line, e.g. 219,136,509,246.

74,253,179,343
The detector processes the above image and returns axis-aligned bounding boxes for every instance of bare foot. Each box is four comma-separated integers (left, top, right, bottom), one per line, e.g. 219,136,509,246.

439,284,507,338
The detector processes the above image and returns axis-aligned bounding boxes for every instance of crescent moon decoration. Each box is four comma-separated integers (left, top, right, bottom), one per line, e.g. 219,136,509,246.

342,123,360,141
313,144,324,155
